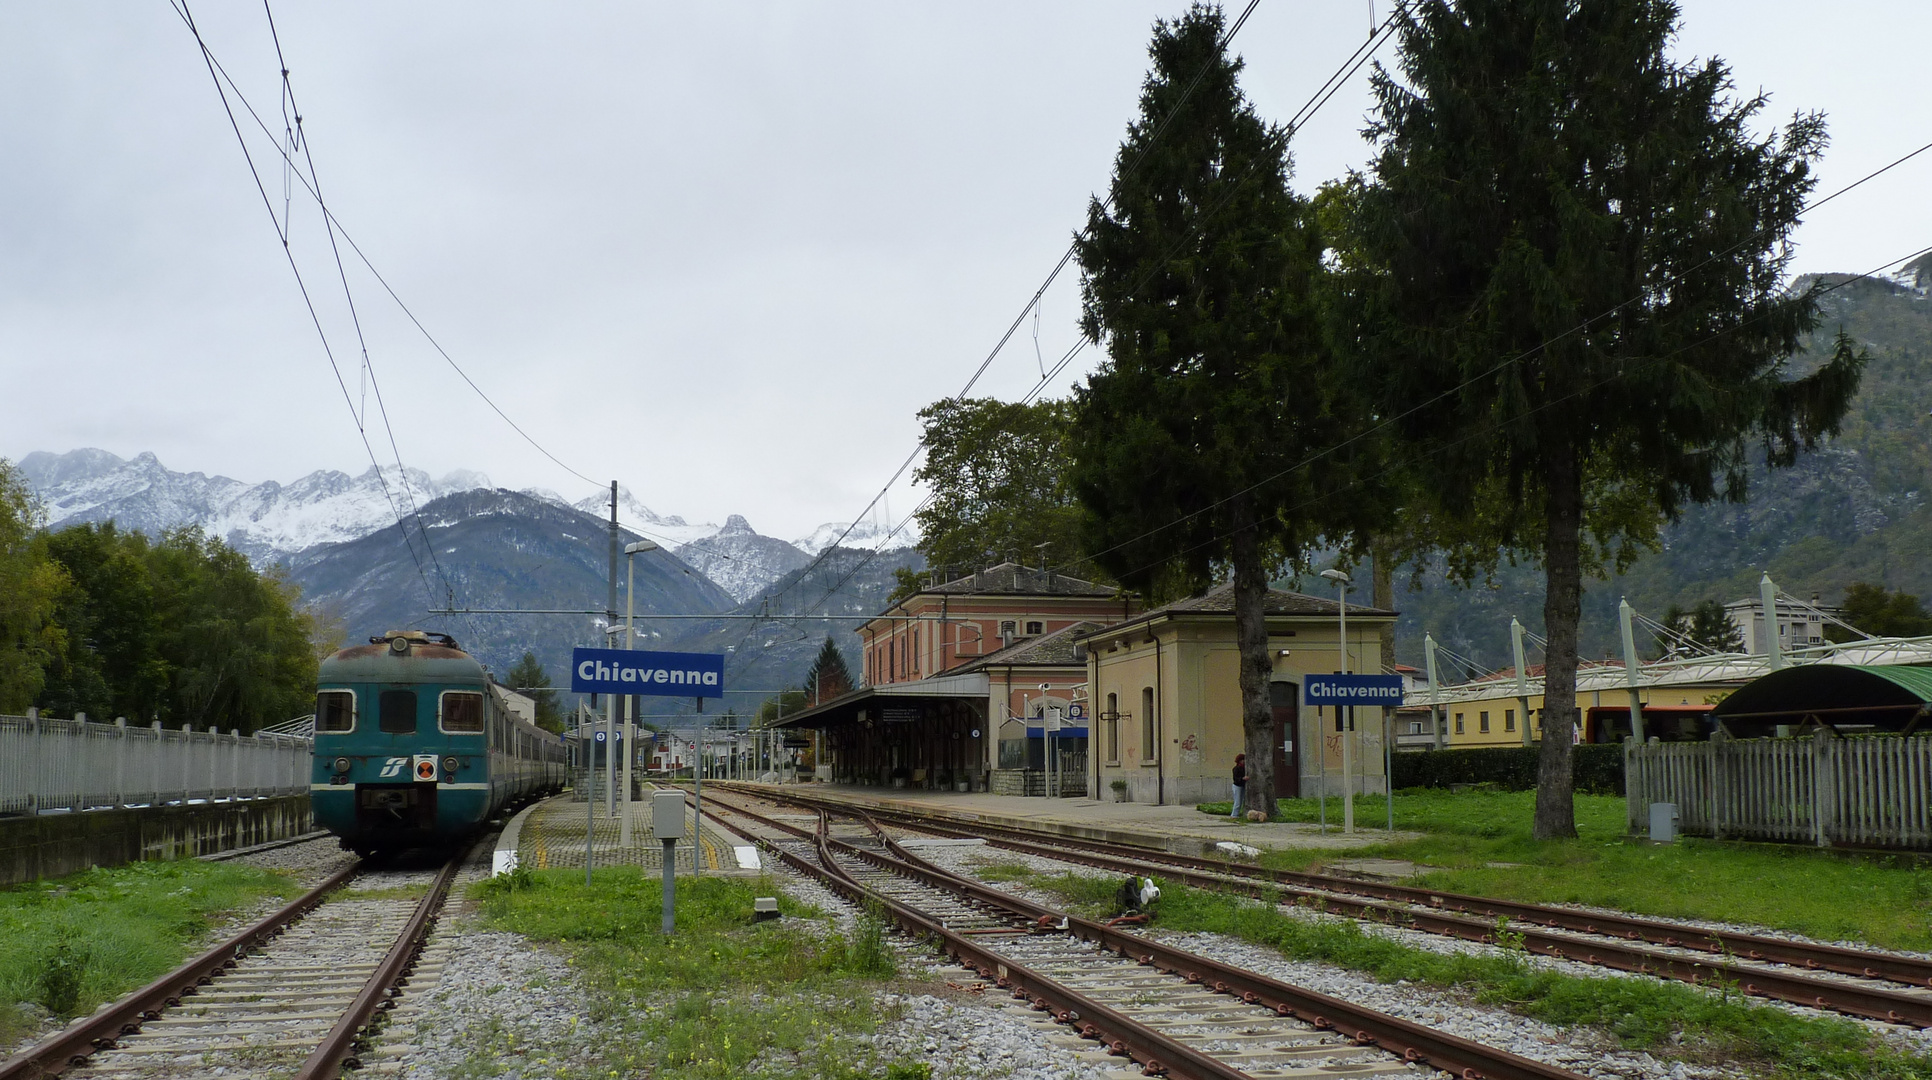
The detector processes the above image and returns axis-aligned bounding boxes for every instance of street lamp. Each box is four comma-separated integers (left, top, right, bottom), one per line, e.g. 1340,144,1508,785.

620,539,659,846
1320,568,1355,834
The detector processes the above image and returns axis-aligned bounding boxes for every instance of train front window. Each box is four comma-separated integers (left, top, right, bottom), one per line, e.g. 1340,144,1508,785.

440,691,484,734
379,690,418,734
316,691,355,733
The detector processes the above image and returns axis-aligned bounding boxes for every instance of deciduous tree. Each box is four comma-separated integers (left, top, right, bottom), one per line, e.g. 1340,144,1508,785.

1341,0,1863,838
0,461,65,712
910,398,1094,583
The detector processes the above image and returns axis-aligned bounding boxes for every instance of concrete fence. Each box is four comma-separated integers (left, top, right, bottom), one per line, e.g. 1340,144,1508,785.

0,709,311,816
1626,730,1932,849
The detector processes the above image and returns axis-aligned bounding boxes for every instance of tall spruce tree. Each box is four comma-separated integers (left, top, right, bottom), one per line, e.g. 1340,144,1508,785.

506,650,564,733
805,635,854,704
1070,4,1384,818
1343,0,1863,837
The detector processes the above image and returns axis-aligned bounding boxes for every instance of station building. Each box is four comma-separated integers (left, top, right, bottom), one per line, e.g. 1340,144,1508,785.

773,564,1137,792
771,564,1403,808
1080,585,1396,806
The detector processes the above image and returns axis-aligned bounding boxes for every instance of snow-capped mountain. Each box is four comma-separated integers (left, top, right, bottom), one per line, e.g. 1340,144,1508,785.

568,485,723,548
18,449,494,561
19,450,921,599
675,515,813,602
793,517,919,555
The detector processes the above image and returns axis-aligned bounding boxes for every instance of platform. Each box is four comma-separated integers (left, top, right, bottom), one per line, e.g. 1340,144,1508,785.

495,790,763,877
725,783,1413,856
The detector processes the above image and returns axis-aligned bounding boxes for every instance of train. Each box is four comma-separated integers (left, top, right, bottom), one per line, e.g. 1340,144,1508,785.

311,630,569,856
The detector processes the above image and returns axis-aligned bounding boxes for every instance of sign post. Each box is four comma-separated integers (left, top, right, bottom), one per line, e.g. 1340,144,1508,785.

1305,674,1405,834
573,648,727,880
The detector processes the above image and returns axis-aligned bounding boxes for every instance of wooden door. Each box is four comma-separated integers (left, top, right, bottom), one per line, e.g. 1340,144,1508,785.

1269,681,1300,799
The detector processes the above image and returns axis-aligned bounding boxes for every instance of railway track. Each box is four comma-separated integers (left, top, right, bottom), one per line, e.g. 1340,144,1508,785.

697,785,1593,1080
0,851,465,1080
715,782,1932,1029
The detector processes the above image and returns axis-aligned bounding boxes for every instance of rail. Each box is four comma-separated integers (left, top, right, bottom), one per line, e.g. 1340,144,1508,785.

701,787,1590,1080
726,782,1932,1026
0,709,311,816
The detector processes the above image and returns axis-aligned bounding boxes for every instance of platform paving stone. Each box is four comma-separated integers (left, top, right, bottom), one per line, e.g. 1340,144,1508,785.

514,792,753,873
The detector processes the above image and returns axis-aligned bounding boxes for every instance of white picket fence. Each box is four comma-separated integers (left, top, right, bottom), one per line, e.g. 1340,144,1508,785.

0,709,312,815
1626,731,1932,849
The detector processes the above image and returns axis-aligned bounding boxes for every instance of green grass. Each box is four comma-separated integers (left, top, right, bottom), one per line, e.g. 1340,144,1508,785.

1002,862,1931,1080
1197,789,1932,949
471,868,928,1079
0,859,299,1043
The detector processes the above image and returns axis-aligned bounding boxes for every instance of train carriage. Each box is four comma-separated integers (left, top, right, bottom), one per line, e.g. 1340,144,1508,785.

312,630,566,855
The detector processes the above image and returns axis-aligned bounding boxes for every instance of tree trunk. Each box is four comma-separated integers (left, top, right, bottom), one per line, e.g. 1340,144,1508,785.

1372,544,1395,673
1229,497,1276,821
1533,439,1583,841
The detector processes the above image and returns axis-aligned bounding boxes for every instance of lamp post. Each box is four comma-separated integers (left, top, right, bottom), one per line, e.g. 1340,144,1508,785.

623,539,659,849
1320,568,1354,834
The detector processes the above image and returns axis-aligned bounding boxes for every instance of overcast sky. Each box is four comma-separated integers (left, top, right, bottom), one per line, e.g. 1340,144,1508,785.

4,2,1927,543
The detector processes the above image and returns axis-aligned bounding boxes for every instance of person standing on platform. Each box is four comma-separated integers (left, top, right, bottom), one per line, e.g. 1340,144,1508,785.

1230,753,1246,819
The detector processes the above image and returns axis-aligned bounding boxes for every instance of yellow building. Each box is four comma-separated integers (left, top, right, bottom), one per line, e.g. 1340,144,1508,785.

1426,663,1740,748
1079,585,1396,805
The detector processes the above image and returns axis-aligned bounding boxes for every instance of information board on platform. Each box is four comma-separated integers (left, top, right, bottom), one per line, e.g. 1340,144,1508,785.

571,647,726,697
1303,674,1404,707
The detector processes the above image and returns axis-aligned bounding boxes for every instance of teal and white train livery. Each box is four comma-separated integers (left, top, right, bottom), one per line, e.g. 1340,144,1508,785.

312,630,567,856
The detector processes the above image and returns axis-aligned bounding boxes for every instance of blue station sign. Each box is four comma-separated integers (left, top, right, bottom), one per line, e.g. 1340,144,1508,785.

571,647,726,697
1304,674,1405,707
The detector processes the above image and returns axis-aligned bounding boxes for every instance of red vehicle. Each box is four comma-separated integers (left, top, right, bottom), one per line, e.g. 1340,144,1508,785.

1582,703,1717,744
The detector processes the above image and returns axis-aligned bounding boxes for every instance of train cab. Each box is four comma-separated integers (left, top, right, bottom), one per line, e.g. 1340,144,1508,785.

312,630,564,855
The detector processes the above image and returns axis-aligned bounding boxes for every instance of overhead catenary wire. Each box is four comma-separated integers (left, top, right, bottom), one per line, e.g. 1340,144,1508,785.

769,2,1395,636
748,1,1273,633
170,0,446,615
1058,131,1932,580
180,4,604,497
1096,238,1932,590
259,0,466,636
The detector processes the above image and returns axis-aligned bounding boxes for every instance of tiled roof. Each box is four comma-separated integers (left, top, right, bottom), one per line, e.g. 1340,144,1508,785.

950,621,1106,672
921,562,1117,598
1137,581,1394,619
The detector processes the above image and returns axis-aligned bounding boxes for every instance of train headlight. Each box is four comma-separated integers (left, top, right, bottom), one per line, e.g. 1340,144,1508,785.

442,756,459,774
333,757,351,774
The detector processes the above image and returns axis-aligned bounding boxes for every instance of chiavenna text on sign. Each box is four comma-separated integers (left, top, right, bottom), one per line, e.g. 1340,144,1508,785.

1303,674,1405,707
570,647,727,697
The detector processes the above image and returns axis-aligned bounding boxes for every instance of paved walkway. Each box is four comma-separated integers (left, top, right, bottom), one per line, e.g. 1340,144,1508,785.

730,783,1414,855
506,791,762,876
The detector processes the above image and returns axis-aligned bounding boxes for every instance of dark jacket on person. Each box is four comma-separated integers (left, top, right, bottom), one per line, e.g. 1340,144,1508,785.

1232,762,1246,787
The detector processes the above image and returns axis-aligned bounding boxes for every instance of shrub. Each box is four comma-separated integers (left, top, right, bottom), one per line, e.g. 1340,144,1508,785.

1392,744,1625,795
36,931,87,1017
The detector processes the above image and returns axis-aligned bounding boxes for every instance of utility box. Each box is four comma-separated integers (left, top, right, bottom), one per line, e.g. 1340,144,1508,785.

753,896,780,923
1648,802,1679,843
652,790,686,840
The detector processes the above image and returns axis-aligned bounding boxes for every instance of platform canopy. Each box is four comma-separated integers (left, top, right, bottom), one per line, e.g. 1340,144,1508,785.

768,672,991,730
1713,664,1932,731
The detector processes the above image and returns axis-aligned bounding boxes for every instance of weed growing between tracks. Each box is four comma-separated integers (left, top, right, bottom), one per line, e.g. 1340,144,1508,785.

473,867,929,1079
1199,789,1932,950
0,859,298,1044
996,860,1932,1080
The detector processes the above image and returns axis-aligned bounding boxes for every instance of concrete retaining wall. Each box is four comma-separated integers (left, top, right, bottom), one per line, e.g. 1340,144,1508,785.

0,796,313,885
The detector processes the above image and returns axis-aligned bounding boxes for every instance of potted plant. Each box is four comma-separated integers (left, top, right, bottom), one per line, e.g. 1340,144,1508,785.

1110,778,1130,803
